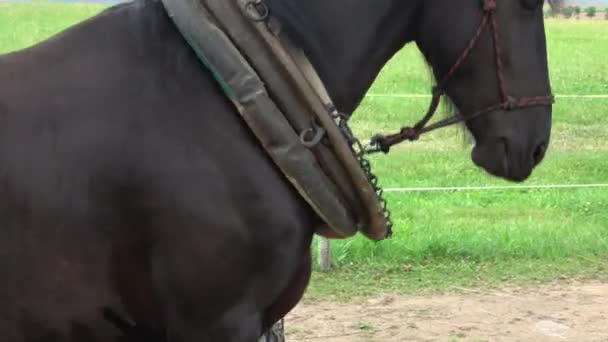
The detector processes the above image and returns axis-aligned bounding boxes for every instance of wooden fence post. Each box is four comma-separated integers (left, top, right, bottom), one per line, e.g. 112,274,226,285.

319,238,331,271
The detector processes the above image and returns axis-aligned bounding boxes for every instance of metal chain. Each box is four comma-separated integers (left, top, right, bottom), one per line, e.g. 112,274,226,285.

331,110,394,238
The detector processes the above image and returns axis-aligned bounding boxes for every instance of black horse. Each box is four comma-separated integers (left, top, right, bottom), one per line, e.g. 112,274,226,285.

0,0,552,340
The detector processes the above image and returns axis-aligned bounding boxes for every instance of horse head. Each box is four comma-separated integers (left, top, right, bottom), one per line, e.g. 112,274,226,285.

415,0,553,181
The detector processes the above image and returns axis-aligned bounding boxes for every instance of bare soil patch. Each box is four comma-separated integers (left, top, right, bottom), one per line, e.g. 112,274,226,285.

286,281,608,341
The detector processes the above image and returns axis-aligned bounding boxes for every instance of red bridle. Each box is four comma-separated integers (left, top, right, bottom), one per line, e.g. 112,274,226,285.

370,0,555,154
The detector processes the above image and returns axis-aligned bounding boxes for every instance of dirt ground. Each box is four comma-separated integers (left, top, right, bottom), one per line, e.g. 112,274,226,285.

285,280,608,341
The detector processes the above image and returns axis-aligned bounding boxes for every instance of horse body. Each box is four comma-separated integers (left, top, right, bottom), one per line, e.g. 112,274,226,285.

0,0,552,340
1,1,315,340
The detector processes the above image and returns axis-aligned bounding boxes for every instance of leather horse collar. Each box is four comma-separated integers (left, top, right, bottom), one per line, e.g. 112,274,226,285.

161,0,393,240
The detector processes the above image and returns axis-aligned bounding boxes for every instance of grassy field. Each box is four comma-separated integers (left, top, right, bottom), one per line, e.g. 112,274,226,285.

318,19,608,297
1,3,607,297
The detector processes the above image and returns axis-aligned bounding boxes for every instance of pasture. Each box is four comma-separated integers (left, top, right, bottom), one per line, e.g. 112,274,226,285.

1,2,607,298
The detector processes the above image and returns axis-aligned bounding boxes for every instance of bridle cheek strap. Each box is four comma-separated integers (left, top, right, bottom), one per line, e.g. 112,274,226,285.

369,0,555,154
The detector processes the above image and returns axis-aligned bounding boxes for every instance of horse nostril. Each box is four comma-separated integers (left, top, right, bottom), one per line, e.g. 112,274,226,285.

532,142,547,165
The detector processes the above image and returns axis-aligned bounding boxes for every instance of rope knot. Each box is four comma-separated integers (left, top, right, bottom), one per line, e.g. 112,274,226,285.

503,96,518,111
483,0,497,11
369,134,390,154
399,127,420,142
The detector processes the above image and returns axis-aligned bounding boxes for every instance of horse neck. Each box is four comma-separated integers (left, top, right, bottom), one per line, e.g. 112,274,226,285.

265,0,421,114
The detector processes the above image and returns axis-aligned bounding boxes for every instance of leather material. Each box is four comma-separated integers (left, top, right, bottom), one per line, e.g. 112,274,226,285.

161,0,390,240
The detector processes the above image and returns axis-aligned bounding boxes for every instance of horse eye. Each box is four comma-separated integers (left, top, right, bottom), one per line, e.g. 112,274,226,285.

521,0,544,10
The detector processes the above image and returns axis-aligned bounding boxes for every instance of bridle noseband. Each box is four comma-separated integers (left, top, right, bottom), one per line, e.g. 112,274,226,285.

369,0,555,154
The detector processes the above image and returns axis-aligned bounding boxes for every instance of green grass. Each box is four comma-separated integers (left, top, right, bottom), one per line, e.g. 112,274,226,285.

322,20,608,294
313,18,608,296
1,4,607,296
369,19,608,96
0,2,106,53
308,257,608,299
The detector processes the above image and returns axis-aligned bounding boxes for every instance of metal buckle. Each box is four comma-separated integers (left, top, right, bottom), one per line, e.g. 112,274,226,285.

243,0,269,22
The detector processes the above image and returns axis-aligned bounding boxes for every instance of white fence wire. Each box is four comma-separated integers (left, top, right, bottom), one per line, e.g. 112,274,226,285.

365,93,608,99
384,184,608,193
